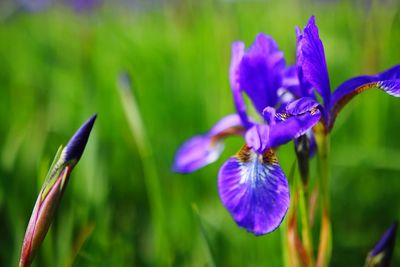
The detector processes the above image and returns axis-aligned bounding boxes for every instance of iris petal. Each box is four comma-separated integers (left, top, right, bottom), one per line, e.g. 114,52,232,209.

297,16,331,107
239,33,285,114
331,65,400,108
265,98,321,148
245,124,270,154
376,79,400,97
229,42,251,128
268,112,320,148
218,145,289,235
285,97,320,115
329,65,400,129
173,114,244,173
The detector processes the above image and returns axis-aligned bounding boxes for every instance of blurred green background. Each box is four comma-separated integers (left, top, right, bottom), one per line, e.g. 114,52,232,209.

1,0,400,266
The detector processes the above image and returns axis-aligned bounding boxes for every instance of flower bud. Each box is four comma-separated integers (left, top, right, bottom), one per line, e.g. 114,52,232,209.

365,222,397,267
19,114,96,267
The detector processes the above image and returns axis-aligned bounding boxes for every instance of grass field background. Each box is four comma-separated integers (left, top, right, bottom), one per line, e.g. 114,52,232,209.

1,1,400,266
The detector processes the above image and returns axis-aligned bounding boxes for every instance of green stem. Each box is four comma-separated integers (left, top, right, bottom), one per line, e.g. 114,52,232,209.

281,211,290,267
315,126,332,267
298,175,314,267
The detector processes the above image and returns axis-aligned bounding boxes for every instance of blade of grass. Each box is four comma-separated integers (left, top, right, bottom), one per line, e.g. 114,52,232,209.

192,204,217,267
117,72,170,265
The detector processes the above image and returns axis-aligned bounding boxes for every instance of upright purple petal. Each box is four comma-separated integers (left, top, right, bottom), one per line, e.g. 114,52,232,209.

173,115,244,173
230,42,251,128
238,33,286,114
297,16,331,107
329,65,400,130
218,145,289,235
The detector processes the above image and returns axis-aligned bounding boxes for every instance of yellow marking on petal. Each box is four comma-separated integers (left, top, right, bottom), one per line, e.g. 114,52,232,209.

236,144,252,162
310,107,318,115
263,148,278,164
277,113,290,120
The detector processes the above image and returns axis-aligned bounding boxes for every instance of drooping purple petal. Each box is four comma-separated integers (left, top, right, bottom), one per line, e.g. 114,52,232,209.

267,98,321,148
331,65,400,108
329,65,400,130
238,33,286,114
218,145,289,235
173,114,244,173
209,113,243,136
64,114,97,163
297,16,331,108
330,76,375,108
229,42,251,128
173,136,224,173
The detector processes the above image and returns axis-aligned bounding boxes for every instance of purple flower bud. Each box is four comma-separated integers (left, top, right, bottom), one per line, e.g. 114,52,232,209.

19,115,96,267
365,222,397,267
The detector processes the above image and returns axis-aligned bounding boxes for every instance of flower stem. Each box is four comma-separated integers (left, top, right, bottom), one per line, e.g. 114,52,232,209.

298,175,314,267
314,125,332,267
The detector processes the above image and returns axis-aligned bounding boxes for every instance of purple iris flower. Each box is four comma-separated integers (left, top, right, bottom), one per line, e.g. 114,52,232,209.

294,16,400,132
174,33,321,235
